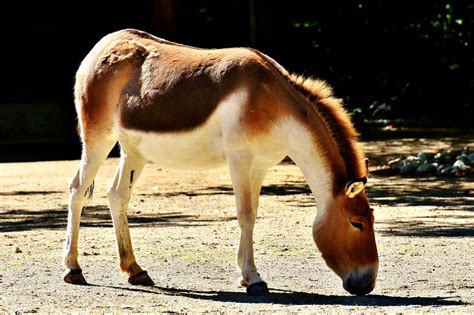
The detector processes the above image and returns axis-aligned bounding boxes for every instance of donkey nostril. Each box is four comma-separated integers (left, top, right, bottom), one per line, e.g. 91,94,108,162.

356,280,374,296
343,277,355,294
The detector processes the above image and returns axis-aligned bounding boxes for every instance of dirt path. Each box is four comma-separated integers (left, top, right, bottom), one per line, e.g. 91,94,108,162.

1,139,473,313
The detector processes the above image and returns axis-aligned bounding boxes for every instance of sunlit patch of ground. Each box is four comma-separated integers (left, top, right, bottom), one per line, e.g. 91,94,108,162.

1,142,473,312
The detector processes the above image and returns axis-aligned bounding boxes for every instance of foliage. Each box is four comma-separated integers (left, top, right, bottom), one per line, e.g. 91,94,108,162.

187,0,473,126
3,0,473,128
279,1,473,124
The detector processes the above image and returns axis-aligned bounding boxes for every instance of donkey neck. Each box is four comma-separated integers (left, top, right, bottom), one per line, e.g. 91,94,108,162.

285,118,334,214
281,86,364,215
255,51,365,195
285,88,365,195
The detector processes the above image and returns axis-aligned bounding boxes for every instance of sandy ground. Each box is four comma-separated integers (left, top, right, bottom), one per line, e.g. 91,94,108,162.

1,137,473,313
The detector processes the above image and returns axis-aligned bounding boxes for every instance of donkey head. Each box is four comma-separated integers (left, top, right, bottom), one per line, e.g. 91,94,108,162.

313,160,378,295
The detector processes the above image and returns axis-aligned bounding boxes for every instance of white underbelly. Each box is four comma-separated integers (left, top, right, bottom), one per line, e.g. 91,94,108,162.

118,124,287,171
116,88,288,170
120,128,227,170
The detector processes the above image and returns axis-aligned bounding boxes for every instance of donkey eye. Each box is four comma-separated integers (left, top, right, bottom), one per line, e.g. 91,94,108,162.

350,221,364,231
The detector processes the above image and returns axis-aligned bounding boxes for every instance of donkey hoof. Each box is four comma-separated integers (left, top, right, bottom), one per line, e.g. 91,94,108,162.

246,281,269,296
128,270,155,286
239,277,248,287
63,268,88,285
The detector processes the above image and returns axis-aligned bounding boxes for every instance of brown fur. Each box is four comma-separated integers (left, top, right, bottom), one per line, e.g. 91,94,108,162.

74,31,148,142
119,47,268,133
76,28,365,193
75,29,274,135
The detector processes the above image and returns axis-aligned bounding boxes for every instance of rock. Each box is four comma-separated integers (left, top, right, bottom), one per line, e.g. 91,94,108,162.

388,157,404,165
385,147,473,177
388,157,404,171
456,154,469,164
416,162,438,174
400,163,417,174
436,164,446,173
418,152,434,162
440,166,453,174
405,156,419,163
468,153,474,165
435,151,452,164
453,160,468,170
399,156,420,174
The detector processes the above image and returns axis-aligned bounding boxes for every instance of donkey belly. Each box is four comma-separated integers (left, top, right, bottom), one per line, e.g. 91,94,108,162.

117,88,288,170
119,125,287,171
119,128,227,170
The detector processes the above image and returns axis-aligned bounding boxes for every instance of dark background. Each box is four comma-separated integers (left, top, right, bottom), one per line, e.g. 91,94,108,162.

1,0,473,162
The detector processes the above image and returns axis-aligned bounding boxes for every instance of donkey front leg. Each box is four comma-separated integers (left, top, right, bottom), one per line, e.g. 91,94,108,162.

107,150,154,286
228,152,269,296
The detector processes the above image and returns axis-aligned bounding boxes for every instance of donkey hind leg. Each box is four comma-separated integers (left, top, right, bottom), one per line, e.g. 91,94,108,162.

228,151,269,296
63,138,117,285
107,148,154,286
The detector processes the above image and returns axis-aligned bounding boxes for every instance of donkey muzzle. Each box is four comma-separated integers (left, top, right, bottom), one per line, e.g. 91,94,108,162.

343,266,377,296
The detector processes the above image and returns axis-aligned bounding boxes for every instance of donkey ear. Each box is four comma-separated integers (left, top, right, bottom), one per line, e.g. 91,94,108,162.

345,180,365,198
364,158,369,177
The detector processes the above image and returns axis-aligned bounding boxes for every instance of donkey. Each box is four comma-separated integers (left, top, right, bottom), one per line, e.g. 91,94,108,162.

63,28,378,296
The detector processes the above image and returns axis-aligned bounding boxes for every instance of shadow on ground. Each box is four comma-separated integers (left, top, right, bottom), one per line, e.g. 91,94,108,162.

0,184,312,233
0,190,64,196
141,182,311,198
366,176,474,237
92,284,465,307
0,205,235,233
1,176,472,236
367,177,472,208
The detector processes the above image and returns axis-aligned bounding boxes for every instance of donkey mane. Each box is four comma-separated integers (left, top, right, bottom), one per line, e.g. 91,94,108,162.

289,74,365,187
253,48,364,186
289,74,334,100
288,74,365,187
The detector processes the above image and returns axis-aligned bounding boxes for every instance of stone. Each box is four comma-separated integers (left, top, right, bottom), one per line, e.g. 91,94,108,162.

416,162,437,174
453,160,467,170
400,163,418,174
418,152,434,162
